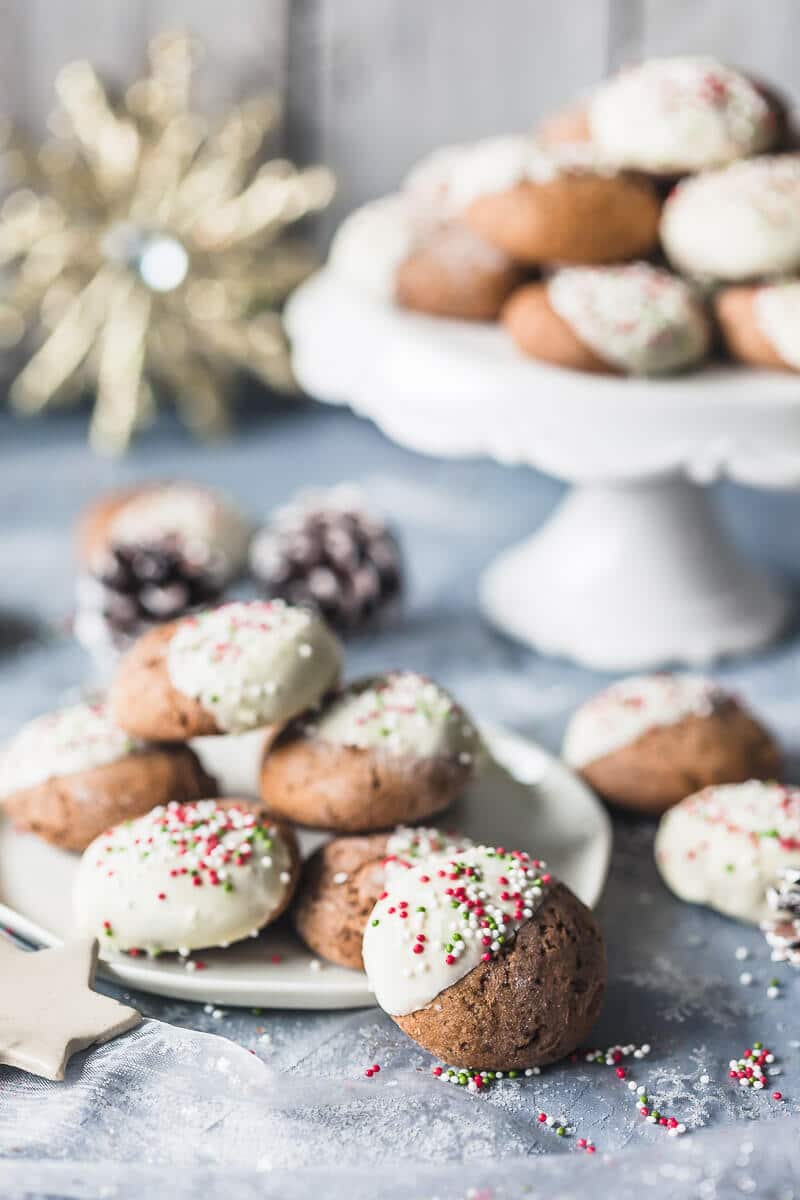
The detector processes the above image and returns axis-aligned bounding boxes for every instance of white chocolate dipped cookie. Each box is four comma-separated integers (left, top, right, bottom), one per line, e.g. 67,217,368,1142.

441,135,661,266
78,481,250,580
328,194,426,303
110,600,342,741
715,280,800,371
0,702,214,851
361,843,607,1069
328,189,523,321
503,263,710,375
0,703,142,798
73,799,299,955
661,155,800,282
588,57,779,176
260,671,482,832
655,781,800,924
292,824,474,969
562,674,779,815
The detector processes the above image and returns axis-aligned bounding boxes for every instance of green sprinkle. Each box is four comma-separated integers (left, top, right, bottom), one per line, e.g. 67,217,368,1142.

725,863,736,873
371,918,380,927
556,1126,565,1137
508,1069,519,1079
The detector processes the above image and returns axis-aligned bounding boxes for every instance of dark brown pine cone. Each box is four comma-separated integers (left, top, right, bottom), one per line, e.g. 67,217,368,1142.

249,486,403,635
79,535,226,650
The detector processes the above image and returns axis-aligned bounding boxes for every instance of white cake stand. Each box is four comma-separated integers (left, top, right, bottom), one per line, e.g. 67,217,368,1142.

286,269,800,670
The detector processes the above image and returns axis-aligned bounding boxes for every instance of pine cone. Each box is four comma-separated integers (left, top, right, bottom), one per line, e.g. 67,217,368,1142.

762,866,800,968
77,535,226,651
250,487,403,635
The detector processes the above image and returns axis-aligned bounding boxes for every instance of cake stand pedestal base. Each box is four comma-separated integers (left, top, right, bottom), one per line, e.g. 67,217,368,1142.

479,475,788,671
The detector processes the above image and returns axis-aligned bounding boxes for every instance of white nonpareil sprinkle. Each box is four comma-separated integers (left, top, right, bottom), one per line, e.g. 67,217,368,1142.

739,972,753,986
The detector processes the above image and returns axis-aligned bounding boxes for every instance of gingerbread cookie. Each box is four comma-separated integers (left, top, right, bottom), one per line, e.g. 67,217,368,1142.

0,702,214,851
563,674,780,815
292,826,473,969
451,136,660,265
503,264,710,375
394,223,525,321
327,194,431,303
655,781,800,924
715,281,800,371
362,844,606,1070
661,155,800,281
588,57,781,177
110,600,342,740
77,481,250,580
73,799,299,955
260,671,481,832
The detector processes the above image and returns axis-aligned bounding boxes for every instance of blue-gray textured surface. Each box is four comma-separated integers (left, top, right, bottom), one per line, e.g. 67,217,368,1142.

1,403,800,1200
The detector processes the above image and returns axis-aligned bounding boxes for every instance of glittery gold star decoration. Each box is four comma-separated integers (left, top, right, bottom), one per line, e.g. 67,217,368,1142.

0,937,141,1080
0,31,335,453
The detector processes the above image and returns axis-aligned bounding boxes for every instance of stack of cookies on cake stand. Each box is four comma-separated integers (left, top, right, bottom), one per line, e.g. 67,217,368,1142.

287,55,800,670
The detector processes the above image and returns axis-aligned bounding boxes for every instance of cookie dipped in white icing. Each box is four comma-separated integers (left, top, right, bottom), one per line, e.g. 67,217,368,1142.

166,600,342,734
304,671,481,766
661,155,800,282
327,195,433,303
547,264,710,375
362,844,552,1015
0,702,142,799
589,57,775,174
754,281,800,371
655,782,800,924
109,483,250,577
563,674,727,770
407,134,617,219
73,800,296,954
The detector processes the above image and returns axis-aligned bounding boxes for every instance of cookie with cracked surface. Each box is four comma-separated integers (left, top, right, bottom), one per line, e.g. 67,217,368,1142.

0,701,215,851
362,845,606,1070
110,600,342,740
562,674,780,814
259,671,481,833
292,826,473,969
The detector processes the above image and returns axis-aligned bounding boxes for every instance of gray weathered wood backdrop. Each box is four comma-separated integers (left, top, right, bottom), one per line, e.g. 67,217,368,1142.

0,0,796,237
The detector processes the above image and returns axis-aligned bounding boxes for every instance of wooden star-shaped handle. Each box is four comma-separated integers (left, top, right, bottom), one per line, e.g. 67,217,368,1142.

0,937,141,1081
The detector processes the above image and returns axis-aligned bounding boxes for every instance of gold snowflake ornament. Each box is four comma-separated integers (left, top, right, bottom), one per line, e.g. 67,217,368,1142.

0,32,334,452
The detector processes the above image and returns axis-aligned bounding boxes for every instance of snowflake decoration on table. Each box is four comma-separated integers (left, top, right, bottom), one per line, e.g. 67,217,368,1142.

0,31,334,452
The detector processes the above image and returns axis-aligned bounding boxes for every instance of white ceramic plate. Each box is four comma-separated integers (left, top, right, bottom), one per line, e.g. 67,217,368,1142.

0,726,612,1009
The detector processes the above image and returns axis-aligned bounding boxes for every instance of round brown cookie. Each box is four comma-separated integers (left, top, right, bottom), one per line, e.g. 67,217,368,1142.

503,282,610,373
395,886,605,1070
587,57,785,179
0,701,216,851
292,826,473,969
463,169,660,266
110,600,342,741
361,845,606,1071
4,748,216,852
74,799,301,955
76,480,249,576
502,264,710,376
76,484,149,568
293,834,390,968
394,223,525,321
562,674,780,815
111,622,220,740
715,283,800,371
259,671,481,833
